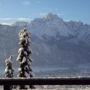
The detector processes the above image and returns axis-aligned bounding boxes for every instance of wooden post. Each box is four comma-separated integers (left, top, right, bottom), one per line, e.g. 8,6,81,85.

4,85,11,90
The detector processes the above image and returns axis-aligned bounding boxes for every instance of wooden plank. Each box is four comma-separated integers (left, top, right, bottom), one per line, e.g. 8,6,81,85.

0,77,90,85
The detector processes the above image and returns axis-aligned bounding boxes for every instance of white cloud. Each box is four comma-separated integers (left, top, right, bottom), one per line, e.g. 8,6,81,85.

1,23,12,25
16,18,31,21
0,17,32,25
0,18,12,21
21,1,30,6
40,13,48,17
0,18,31,21
0,18,32,25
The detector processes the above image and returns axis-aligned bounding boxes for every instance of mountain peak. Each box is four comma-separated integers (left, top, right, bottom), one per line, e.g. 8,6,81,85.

43,13,63,21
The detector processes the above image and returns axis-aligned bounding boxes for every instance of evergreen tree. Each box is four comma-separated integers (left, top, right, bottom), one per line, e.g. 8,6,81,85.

16,28,35,89
5,56,14,78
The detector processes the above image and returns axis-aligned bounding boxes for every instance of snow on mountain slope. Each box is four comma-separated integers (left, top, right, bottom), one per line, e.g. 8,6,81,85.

29,13,74,38
27,13,90,45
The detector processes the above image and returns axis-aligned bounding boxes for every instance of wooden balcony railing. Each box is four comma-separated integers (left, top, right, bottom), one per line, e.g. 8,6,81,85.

1,77,90,90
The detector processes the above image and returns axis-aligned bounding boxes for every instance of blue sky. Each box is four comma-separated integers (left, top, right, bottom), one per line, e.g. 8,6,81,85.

0,0,90,24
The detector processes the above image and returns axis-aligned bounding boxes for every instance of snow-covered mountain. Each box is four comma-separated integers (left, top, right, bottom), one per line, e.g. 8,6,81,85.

29,13,90,45
13,13,90,45
0,13,90,72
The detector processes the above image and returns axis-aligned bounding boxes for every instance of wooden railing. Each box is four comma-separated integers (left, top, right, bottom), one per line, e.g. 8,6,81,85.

1,77,90,90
